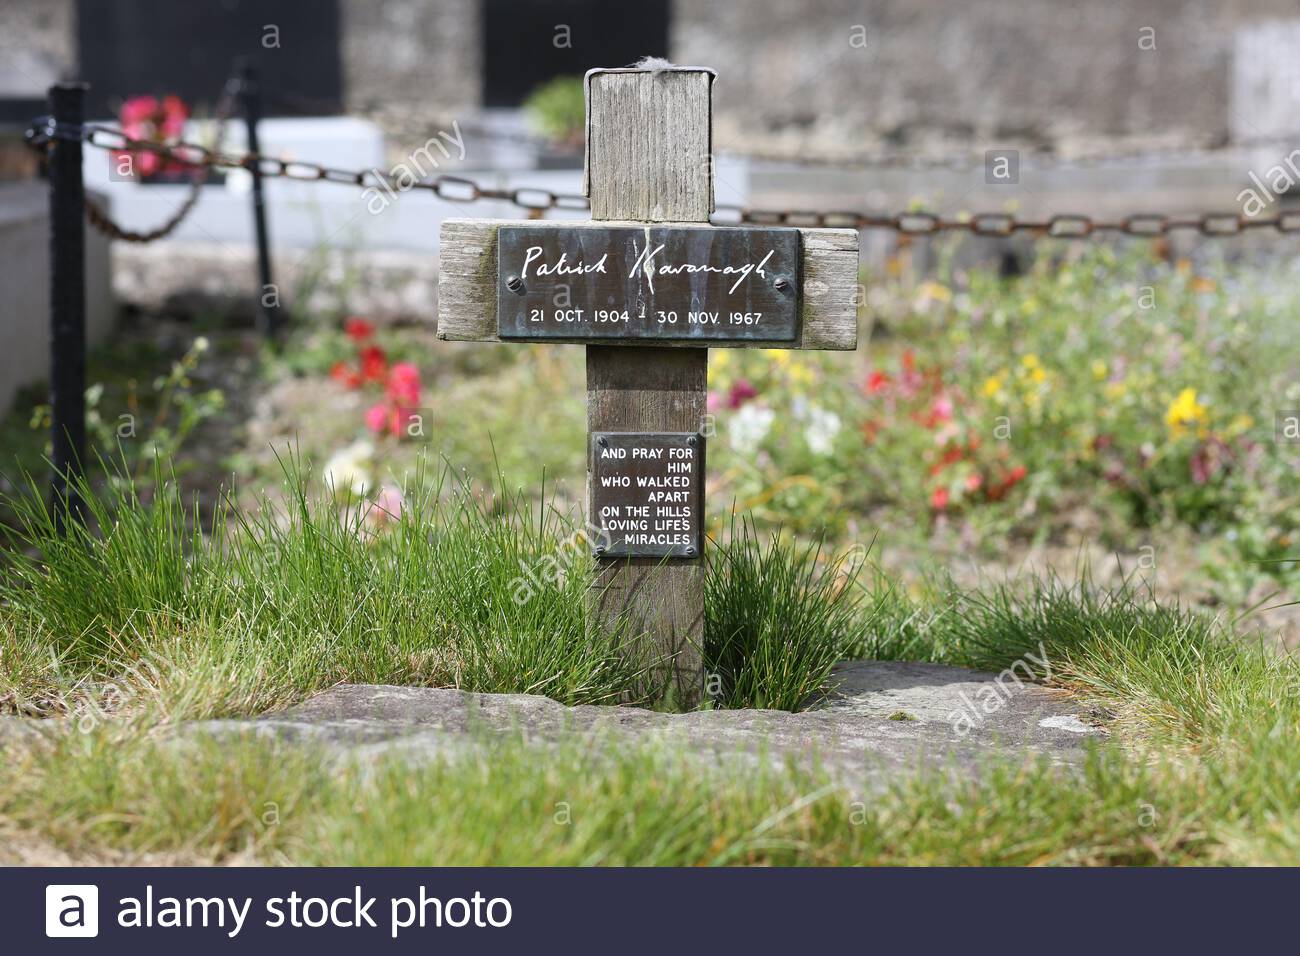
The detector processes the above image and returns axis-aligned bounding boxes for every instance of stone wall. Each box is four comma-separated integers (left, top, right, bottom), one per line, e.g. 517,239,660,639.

341,0,481,134
673,0,1300,156
6,0,1300,155
0,0,74,96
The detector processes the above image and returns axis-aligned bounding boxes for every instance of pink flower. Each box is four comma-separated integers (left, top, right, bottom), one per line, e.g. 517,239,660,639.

707,391,722,413
118,94,189,178
364,403,390,434
931,395,954,423
372,484,405,523
385,362,421,406
930,487,949,510
388,405,419,436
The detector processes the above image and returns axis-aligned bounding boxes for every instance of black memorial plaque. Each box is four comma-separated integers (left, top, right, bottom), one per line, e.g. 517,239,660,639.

590,432,704,559
498,226,801,342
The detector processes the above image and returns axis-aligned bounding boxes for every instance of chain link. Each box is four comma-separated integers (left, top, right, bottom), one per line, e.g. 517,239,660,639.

26,119,1300,240
71,87,237,243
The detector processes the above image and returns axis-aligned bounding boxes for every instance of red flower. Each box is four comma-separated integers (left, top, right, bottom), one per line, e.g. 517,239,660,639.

344,317,375,341
727,378,758,409
1190,438,1230,485
965,473,983,493
330,361,360,389
865,370,891,394
359,345,388,383
930,486,950,510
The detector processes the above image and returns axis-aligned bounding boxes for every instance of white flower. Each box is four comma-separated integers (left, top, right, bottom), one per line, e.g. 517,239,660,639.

729,404,775,455
804,406,842,455
323,439,374,496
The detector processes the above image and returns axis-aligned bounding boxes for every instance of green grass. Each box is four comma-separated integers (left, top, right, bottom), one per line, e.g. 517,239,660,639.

0,456,860,717
1,698,1295,865
861,571,1298,749
1,456,649,715
1,458,1297,865
705,520,868,709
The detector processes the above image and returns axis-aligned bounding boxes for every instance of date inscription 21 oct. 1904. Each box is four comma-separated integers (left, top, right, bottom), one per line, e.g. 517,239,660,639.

497,225,801,342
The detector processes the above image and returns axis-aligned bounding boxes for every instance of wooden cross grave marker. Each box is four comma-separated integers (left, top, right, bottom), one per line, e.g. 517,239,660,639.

437,64,859,705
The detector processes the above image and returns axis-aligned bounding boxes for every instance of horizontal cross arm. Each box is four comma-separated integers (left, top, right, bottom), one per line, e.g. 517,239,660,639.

437,219,859,350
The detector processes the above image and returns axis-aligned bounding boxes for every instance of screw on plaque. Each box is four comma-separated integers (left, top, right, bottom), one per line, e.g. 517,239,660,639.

774,275,792,292
687,435,698,447
506,274,524,293
594,545,606,556
685,546,697,556
597,436,609,447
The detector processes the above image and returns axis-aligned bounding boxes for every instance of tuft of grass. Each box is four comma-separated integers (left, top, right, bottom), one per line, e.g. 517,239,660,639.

855,570,1299,750
0,455,655,718
3,456,887,719
704,521,867,710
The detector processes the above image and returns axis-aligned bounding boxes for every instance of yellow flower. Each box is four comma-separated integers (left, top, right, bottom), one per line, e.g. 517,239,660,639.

1091,360,1108,381
711,350,731,370
788,361,814,386
916,280,952,304
1104,381,1127,400
981,375,1003,398
1228,413,1255,435
1020,353,1041,370
1165,387,1208,437
763,348,791,367
1029,367,1046,384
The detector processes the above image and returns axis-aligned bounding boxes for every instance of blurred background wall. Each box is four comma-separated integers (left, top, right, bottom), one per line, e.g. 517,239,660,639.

6,0,1300,155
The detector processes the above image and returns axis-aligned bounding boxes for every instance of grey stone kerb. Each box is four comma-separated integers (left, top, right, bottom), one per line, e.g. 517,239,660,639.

184,661,1105,788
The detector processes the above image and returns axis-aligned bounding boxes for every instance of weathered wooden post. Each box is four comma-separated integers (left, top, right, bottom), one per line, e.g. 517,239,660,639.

438,63,858,705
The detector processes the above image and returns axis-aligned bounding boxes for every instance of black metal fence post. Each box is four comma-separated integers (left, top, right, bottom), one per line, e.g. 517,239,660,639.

236,60,281,338
48,81,88,532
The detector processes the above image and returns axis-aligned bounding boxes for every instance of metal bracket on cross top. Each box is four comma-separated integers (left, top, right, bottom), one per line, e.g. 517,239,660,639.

496,224,801,343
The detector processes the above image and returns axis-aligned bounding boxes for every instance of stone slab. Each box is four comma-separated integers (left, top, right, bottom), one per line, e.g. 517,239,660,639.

184,661,1105,787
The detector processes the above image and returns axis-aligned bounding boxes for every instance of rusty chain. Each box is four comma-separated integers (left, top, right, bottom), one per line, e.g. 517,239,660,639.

29,92,237,243
25,118,1300,239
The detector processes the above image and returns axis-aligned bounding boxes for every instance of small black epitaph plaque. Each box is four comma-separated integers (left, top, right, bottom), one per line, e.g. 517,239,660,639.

591,432,703,559
498,225,801,342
